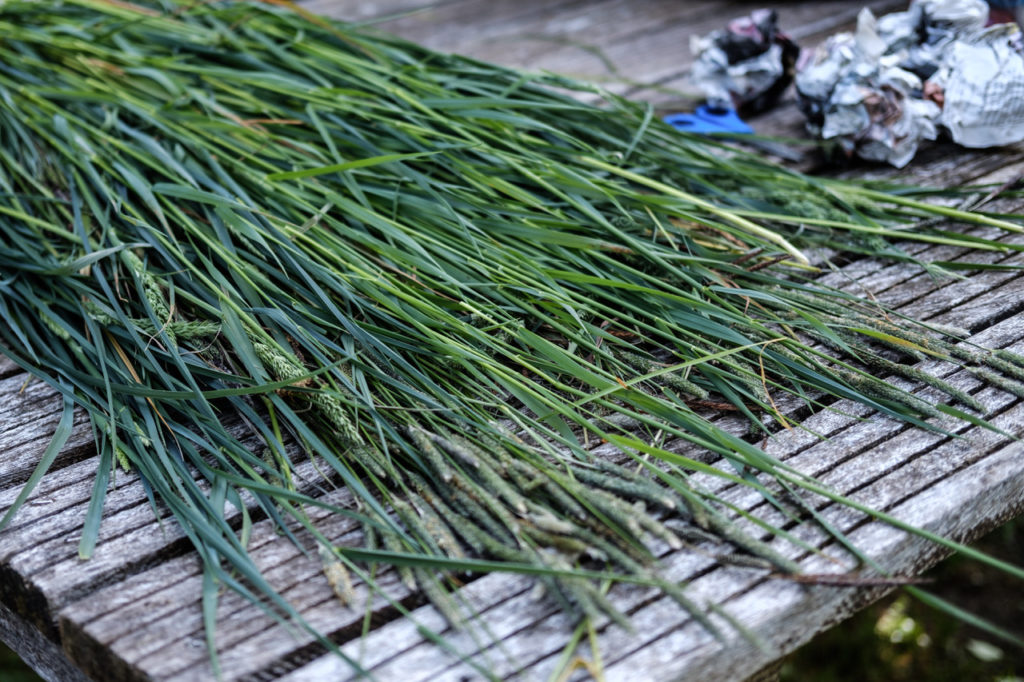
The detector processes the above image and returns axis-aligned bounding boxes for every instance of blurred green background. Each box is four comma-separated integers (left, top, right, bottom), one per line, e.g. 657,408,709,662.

781,515,1024,682
1,516,1021,681
0,642,42,682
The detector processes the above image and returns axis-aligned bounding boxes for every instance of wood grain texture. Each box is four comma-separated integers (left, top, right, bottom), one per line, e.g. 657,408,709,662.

4,1,1024,680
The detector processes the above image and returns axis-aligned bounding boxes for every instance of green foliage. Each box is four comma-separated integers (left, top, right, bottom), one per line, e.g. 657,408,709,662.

0,644,42,682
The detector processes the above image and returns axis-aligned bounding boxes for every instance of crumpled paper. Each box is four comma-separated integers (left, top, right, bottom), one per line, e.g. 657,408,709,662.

874,0,989,78
795,0,1024,166
796,8,941,167
690,9,800,113
822,69,940,168
930,23,1024,147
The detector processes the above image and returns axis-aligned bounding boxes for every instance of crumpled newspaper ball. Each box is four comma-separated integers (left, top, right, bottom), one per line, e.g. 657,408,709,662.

690,9,800,113
821,67,940,168
793,0,1024,166
796,8,941,167
930,23,1024,147
875,0,989,78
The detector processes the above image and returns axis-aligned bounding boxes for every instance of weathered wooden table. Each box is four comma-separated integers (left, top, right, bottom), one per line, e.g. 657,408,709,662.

3,1,1024,680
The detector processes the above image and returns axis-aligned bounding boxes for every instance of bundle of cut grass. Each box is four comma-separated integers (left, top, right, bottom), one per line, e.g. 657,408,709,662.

2,0,1024,672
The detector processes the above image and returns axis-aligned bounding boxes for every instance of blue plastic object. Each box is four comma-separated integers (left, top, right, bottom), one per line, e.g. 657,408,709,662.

663,105,754,135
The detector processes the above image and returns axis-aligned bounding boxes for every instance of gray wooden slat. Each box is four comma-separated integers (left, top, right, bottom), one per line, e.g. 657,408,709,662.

0,375,77,435
707,266,1024,526
413,0,725,72
0,411,94,491
159,552,407,681
126,510,366,675
819,224,1010,303
0,458,103,533
882,256,1023,319
58,510,357,682
931,274,1024,330
715,310,1024,533
309,0,898,105
0,412,337,648
469,0,766,83
59,491,404,682
301,0,461,22
353,0,595,53
841,144,1024,186
0,469,145,565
